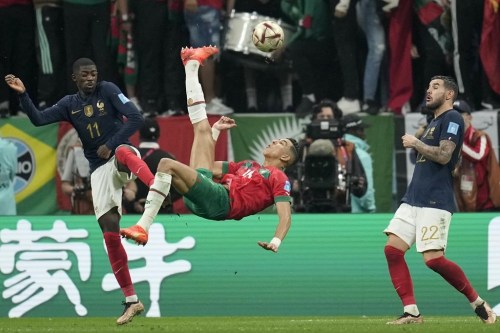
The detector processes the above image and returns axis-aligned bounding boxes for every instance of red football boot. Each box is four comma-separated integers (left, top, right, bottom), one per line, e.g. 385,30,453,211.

180,46,219,66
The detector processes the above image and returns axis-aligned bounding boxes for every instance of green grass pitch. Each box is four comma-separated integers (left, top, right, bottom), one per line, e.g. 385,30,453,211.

0,316,497,333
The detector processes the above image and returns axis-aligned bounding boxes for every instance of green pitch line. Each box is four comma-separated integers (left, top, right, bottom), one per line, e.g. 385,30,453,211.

0,316,496,333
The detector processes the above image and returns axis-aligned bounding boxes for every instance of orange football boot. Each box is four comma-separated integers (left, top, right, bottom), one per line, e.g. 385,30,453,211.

180,46,219,66
120,225,148,246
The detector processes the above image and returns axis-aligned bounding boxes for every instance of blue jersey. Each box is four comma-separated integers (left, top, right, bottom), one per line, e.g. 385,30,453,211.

19,81,144,173
402,109,464,212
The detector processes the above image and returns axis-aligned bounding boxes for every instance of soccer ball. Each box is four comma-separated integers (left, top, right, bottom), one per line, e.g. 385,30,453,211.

252,20,284,53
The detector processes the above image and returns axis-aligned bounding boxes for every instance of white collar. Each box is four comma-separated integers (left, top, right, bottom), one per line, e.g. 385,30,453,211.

139,142,160,149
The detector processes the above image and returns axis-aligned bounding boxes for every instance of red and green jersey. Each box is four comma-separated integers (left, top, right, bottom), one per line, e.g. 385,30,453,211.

221,160,291,220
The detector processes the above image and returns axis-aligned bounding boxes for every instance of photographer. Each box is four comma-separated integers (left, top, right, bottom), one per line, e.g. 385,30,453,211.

61,141,94,214
290,99,367,212
342,114,375,213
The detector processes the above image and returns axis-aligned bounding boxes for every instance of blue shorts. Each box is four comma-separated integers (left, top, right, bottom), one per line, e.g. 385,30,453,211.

184,6,221,48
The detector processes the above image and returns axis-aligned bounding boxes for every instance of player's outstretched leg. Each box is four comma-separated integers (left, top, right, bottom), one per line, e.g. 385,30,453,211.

120,171,172,245
121,47,219,246
181,46,219,170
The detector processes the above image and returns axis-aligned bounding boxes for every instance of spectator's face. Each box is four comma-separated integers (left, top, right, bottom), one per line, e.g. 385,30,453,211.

461,113,472,130
317,107,335,120
355,128,366,140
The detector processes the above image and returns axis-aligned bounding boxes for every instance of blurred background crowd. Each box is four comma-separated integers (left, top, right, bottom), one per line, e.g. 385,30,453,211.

1,0,499,119
0,0,499,215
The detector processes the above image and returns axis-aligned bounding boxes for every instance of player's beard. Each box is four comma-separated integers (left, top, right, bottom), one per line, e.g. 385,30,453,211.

426,94,445,112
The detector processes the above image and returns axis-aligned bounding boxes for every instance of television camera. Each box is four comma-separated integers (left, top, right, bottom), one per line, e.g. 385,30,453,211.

292,119,366,212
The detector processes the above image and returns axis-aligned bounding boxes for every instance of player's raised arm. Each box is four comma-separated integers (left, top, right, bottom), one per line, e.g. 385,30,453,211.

211,116,237,141
5,74,68,125
258,201,292,253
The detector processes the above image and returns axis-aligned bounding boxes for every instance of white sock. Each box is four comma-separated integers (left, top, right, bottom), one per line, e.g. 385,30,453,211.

137,172,172,232
403,304,419,316
246,88,257,109
471,296,484,309
185,60,207,124
280,83,293,109
125,295,138,303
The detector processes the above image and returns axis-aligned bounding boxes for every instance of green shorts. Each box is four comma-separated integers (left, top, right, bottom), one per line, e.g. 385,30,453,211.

183,168,230,220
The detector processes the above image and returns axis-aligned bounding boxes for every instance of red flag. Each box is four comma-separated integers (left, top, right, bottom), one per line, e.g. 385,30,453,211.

480,0,500,94
416,2,443,26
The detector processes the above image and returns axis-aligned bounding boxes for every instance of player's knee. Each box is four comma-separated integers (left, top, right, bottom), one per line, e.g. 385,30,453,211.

424,256,444,272
196,123,213,137
115,144,134,162
157,157,176,173
384,245,404,262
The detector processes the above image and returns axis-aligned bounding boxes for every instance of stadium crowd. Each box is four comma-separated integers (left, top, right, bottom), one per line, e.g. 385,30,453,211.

1,0,499,119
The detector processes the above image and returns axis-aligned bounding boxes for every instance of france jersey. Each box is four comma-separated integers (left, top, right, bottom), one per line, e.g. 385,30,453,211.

18,81,144,173
402,109,464,212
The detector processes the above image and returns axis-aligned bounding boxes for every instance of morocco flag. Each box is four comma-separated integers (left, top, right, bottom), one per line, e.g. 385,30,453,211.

480,0,500,94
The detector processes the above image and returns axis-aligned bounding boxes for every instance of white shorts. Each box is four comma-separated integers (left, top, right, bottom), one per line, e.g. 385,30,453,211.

383,203,452,253
90,146,140,219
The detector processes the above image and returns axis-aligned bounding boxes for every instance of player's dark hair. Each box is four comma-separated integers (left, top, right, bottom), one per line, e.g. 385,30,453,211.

286,137,301,166
72,58,96,74
431,75,458,102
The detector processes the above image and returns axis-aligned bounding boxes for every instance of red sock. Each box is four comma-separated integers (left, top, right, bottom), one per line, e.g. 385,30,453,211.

426,256,478,302
103,232,135,297
115,146,154,187
384,245,416,305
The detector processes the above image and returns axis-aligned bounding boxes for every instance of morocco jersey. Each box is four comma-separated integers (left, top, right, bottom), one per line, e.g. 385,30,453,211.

221,160,292,220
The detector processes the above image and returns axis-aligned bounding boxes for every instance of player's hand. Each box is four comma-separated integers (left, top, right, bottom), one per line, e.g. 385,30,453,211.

97,144,112,159
213,116,237,131
4,74,26,94
402,133,418,148
257,241,279,253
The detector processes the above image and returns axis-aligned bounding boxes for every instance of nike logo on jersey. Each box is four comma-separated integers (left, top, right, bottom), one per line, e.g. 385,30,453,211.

71,109,82,114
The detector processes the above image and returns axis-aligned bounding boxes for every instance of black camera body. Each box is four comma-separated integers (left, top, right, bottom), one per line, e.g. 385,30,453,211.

73,176,91,199
306,119,343,140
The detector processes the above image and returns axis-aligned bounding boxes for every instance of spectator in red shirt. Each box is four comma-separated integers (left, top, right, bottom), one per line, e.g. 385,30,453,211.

453,99,496,211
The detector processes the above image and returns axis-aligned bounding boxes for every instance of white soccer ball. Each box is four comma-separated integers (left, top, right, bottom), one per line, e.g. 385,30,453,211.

252,20,284,53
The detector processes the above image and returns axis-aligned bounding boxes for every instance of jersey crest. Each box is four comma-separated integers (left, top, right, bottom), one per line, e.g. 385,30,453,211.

96,100,106,116
84,105,94,117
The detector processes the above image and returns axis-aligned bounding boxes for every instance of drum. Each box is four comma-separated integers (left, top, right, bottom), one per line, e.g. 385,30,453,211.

223,11,296,58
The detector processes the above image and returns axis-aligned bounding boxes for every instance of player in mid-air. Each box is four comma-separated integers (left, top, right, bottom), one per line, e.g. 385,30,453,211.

383,76,497,325
121,46,300,253
5,59,156,325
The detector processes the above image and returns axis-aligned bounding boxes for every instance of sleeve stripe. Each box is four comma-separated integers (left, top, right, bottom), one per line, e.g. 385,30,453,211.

275,196,292,203
462,135,487,160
